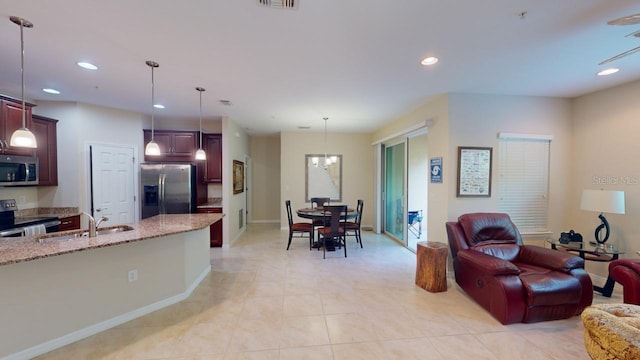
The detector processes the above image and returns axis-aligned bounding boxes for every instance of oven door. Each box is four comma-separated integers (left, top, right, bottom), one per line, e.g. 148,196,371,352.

0,219,60,237
0,227,26,237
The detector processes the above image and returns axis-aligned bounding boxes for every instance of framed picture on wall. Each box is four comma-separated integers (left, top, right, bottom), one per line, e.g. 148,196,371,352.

457,146,492,197
233,160,244,195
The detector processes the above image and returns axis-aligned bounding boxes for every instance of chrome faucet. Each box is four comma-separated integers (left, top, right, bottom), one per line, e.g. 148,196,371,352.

81,211,96,237
95,216,109,229
82,211,109,237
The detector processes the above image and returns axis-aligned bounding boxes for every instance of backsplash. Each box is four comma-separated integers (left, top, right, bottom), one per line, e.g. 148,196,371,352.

16,207,80,217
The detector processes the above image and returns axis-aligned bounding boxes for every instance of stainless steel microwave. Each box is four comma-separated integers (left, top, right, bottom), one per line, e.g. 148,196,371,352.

0,155,38,186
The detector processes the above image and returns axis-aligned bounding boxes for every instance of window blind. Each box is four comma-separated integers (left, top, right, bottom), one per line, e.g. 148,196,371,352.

497,137,550,233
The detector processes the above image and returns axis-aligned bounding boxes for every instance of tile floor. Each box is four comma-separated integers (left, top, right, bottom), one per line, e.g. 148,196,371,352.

36,224,621,359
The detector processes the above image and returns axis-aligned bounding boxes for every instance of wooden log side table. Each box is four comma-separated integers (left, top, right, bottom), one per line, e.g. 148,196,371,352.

415,241,448,293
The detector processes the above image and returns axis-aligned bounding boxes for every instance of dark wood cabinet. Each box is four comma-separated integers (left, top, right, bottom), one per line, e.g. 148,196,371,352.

32,115,58,186
0,99,36,156
58,215,81,231
143,130,198,161
203,134,222,183
143,129,208,204
197,207,222,247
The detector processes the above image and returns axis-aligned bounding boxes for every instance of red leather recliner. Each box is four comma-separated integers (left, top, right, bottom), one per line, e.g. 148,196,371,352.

446,213,593,324
609,259,640,305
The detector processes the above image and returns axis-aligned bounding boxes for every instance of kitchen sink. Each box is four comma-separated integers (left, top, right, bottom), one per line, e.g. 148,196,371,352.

95,225,135,236
37,232,86,243
36,225,134,243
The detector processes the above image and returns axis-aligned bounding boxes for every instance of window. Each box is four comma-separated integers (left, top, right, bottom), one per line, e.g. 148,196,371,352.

497,133,552,233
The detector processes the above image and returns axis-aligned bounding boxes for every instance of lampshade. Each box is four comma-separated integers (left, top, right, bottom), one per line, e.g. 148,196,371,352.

9,16,37,149
580,190,625,214
195,148,206,160
145,141,161,156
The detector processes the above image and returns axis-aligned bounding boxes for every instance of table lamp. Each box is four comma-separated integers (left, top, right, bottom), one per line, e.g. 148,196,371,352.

580,189,625,250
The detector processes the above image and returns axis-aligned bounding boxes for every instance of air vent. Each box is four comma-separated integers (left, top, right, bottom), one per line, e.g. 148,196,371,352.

257,0,298,10
219,100,233,106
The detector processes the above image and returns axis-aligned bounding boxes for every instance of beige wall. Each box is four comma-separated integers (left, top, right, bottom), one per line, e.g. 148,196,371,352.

373,95,451,244
222,117,250,245
20,101,143,212
571,79,640,276
448,93,573,242
250,135,281,222
280,131,374,229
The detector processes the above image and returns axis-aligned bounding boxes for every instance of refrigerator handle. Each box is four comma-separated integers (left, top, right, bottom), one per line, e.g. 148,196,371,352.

159,174,167,214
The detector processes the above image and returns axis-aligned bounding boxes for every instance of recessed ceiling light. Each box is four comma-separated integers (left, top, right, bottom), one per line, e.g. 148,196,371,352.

597,68,619,76
153,104,165,109
77,61,98,70
421,56,439,66
42,88,60,94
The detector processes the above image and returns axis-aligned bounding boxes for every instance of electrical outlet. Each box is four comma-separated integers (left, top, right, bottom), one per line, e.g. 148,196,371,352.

128,269,138,282
18,196,25,205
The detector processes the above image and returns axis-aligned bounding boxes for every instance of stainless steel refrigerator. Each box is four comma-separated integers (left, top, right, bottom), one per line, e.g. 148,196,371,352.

140,163,197,219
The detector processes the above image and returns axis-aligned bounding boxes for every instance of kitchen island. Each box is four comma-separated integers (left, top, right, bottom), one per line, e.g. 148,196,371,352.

0,213,223,360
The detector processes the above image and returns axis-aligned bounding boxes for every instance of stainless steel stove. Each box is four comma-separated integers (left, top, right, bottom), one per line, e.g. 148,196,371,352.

0,199,60,237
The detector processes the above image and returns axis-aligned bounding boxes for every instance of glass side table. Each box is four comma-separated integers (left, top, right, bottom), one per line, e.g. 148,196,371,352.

546,239,624,297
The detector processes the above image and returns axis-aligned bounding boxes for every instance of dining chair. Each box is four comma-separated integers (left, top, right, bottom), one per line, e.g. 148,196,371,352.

345,200,364,248
317,205,348,259
310,197,331,240
310,197,330,208
285,200,314,250
408,210,423,239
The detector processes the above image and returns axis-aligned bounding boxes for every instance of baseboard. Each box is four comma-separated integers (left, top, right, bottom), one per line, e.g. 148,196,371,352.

249,220,280,224
4,265,211,360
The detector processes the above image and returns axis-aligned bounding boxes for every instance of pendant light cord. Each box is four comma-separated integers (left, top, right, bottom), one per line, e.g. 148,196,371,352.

150,65,155,142
323,117,328,165
199,89,203,149
19,18,26,129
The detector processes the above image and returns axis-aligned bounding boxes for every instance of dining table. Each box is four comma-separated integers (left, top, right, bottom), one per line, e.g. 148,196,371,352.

296,206,357,251
296,206,357,220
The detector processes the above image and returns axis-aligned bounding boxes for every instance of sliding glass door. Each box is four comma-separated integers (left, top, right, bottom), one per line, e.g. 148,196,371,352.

382,132,428,251
406,133,428,251
384,142,405,242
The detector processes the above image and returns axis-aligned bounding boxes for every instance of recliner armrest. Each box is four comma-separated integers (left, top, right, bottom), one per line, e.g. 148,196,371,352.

519,245,584,272
457,249,520,276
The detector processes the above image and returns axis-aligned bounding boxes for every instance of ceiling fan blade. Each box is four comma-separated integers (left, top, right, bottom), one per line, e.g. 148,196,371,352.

626,29,640,38
599,45,640,65
608,13,640,26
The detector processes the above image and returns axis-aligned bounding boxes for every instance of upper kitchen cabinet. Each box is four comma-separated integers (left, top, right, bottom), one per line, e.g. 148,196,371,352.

0,98,36,156
32,114,58,186
203,134,222,183
143,130,198,162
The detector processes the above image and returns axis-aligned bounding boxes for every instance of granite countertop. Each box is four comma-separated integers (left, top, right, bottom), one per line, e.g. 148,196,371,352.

0,213,223,266
197,197,223,209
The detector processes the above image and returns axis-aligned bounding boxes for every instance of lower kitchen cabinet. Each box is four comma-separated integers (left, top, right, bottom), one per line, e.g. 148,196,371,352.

58,215,81,231
197,208,222,247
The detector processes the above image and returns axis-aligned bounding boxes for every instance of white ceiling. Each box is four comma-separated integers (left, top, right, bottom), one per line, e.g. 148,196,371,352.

0,1,639,135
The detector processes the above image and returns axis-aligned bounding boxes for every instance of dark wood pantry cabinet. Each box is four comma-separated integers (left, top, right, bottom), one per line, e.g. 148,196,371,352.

203,134,222,183
32,114,58,186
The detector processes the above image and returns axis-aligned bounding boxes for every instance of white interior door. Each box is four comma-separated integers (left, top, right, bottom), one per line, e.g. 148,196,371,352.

90,144,136,226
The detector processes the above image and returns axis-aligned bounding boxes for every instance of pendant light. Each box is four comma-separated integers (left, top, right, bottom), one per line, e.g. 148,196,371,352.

144,60,161,156
9,16,37,149
323,117,330,168
195,87,207,160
